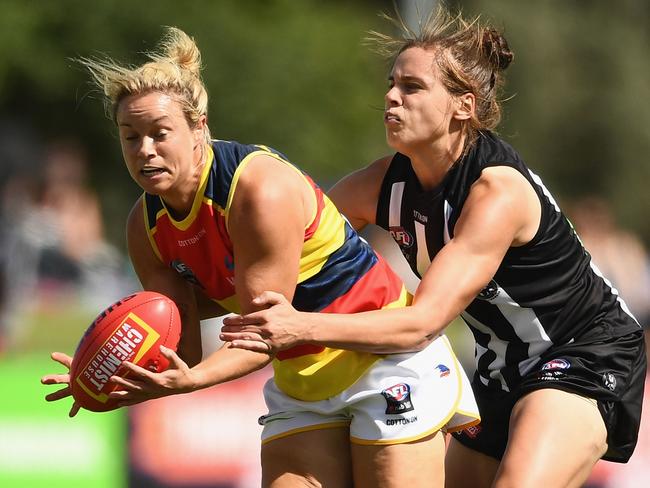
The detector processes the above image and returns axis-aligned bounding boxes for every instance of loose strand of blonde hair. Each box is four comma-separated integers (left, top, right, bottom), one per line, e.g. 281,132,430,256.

78,27,211,144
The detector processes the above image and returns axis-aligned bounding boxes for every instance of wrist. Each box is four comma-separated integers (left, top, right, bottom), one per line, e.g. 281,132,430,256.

301,311,318,344
189,366,208,391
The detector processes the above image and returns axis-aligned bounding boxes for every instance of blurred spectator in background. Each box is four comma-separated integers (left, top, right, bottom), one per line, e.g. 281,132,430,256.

36,140,133,308
569,197,650,488
0,121,44,353
568,196,650,327
0,134,135,353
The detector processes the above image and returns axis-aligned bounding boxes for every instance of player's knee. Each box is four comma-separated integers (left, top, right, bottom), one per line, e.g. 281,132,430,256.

587,430,608,462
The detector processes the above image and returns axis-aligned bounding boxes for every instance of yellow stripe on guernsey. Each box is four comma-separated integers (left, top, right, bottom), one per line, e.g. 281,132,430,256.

298,195,346,282
222,149,344,282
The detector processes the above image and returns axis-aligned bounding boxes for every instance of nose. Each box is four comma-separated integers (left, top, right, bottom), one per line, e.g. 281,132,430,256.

385,85,401,107
137,136,156,160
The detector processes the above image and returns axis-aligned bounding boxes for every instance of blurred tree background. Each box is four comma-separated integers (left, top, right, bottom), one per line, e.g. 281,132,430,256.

0,0,648,248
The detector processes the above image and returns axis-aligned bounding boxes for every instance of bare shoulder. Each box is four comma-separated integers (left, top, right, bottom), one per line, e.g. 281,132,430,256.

227,152,308,232
337,155,393,192
125,195,164,274
235,153,305,202
328,155,393,229
473,165,531,195
126,195,145,237
467,165,541,246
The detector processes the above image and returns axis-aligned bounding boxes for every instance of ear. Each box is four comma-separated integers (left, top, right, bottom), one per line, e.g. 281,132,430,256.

194,114,208,143
454,93,475,121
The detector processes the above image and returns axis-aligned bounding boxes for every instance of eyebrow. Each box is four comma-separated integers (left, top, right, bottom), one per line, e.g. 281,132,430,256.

118,115,171,127
388,74,426,83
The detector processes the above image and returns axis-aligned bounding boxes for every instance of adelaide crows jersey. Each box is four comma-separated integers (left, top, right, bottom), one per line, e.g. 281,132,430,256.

144,140,409,401
376,131,640,392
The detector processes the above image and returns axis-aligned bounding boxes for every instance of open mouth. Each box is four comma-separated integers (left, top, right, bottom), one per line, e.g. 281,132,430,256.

141,167,165,177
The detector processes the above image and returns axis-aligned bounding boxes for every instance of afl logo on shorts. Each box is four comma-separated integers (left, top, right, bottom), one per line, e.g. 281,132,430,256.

389,226,413,248
477,279,499,301
461,424,482,439
541,358,570,371
381,383,415,414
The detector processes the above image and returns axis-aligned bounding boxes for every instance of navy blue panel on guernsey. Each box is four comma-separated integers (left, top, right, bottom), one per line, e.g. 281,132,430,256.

292,223,378,313
207,140,290,209
144,193,164,231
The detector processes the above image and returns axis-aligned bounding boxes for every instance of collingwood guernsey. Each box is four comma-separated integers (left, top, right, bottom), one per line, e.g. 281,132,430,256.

376,130,641,392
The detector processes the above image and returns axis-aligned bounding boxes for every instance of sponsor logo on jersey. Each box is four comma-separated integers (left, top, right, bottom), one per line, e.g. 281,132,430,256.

434,364,451,377
541,358,571,371
477,279,500,301
603,372,617,391
381,383,415,414
389,226,413,248
413,209,428,223
177,227,207,247
171,260,205,289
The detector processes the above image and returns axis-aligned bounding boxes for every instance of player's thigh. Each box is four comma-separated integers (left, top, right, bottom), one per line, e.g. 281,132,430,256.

351,430,446,488
496,388,607,488
261,426,352,488
445,436,499,488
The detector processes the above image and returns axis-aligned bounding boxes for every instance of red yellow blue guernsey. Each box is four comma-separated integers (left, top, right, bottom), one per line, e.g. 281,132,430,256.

143,140,410,401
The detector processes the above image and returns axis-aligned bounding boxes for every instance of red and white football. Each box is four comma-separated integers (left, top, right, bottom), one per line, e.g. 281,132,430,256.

70,291,181,412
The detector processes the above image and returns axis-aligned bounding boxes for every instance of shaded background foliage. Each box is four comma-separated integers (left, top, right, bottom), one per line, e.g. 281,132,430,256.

0,0,648,247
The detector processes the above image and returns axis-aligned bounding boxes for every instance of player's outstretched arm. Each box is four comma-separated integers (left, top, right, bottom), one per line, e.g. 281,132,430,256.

108,344,271,406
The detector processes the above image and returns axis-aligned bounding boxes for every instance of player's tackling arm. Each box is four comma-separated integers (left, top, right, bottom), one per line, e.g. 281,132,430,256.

222,166,540,353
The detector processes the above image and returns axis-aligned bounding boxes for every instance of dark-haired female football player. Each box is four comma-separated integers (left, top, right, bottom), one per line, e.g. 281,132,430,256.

220,6,646,487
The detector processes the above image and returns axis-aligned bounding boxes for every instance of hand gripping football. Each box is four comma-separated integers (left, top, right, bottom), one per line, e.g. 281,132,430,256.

70,291,181,412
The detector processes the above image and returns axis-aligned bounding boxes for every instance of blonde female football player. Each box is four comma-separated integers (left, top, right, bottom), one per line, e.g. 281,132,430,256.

40,26,479,488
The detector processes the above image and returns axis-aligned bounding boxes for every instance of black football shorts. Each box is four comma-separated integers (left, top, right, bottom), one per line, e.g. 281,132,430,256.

452,324,646,463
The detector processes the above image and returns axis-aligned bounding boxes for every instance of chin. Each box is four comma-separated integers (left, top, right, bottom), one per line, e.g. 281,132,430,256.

136,180,169,196
385,134,406,153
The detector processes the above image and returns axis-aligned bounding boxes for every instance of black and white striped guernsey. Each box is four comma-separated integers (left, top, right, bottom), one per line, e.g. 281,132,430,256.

376,131,641,392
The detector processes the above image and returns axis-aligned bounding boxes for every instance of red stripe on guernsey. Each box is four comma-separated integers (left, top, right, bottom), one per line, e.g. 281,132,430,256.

303,174,324,240
276,254,404,360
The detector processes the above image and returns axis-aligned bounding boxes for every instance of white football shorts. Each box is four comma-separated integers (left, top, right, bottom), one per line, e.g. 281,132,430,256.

259,334,480,445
